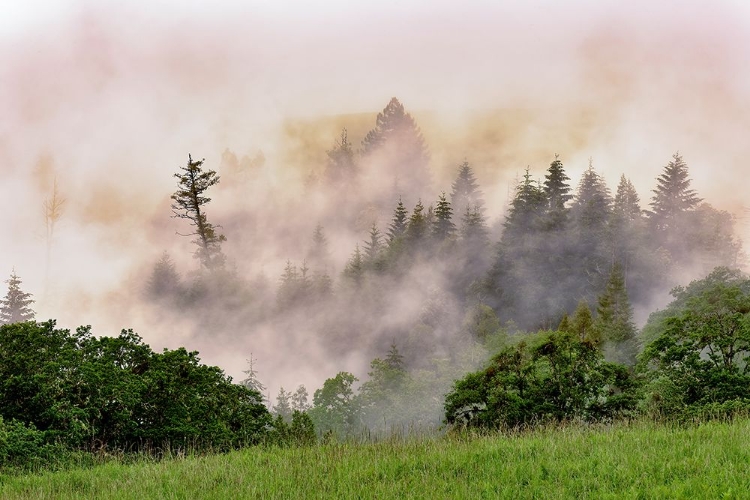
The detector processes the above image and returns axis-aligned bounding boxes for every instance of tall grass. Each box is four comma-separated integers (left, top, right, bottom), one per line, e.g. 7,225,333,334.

1,418,749,499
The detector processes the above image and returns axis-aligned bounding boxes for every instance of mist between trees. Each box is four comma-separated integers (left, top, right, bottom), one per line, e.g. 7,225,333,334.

2,97,747,447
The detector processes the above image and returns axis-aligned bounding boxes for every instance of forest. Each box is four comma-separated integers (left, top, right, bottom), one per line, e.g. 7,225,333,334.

1,97,748,469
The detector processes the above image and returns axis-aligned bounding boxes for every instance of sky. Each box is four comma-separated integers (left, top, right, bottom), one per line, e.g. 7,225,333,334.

1,0,750,383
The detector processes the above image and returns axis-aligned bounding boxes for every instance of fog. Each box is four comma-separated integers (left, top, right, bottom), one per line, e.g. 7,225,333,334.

1,0,750,401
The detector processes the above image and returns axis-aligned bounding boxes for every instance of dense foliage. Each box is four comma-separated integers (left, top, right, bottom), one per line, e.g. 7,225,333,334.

0,321,271,465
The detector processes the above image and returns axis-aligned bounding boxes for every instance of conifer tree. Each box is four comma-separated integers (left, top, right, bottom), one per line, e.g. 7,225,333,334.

361,97,430,196
571,300,600,344
570,161,611,232
504,167,547,237
343,245,364,287
273,387,293,422
613,175,642,222
0,270,35,325
543,154,572,230
648,152,701,231
596,262,637,364
308,224,331,270
450,161,484,215
406,199,428,242
240,354,266,403
324,128,357,186
291,385,310,412
460,205,489,245
432,192,456,241
387,198,409,243
171,154,226,270
363,223,383,261
146,251,181,300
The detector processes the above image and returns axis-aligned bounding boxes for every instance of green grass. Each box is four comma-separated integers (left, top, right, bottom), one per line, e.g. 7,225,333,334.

1,419,749,499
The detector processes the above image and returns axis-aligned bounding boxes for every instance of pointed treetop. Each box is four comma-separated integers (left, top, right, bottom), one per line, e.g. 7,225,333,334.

0,270,35,325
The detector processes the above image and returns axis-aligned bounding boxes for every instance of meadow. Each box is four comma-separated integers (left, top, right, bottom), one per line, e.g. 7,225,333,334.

1,418,748,499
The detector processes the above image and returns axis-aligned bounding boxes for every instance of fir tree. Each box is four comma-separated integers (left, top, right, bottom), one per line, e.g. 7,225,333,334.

308,224,331,271
649,152,702,231
361,97,430,196
363,223,383,261
613,175,642,222
543,154,572,230
387,198,409,243
504,167,547,237
273,387,293,422
570,161,612,232
0,270,35,325
571,300,600,345
240,354,266,403
596,262,637,364
343,245,364,287
432,192,456,241
460,205,489,245
171,154,226,270
291,385,310,412
450,161,484,215
146,251,181,300
324,128,357,187
406,199,428,242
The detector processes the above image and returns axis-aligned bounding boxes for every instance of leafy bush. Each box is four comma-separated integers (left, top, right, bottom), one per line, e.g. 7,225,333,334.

445,330,638,429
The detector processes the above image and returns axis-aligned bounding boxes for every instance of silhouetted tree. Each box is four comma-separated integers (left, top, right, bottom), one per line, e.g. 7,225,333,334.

387,198,409,243
146,252,181,300
324,128,357,187
648,152,701,232
543,154,572,230
171,154,226,270
432,192,456,241
450,161,484,215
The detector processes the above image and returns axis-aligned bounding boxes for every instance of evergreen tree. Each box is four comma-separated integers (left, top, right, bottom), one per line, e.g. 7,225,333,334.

649,152,702,231
613,175,642,222
543,154,572,230
361,97,430,196
291,385,310,412
387,198,409,243
146,251,181,300
171,154,226,270
571,300,600,345
503,168,547,237
432,192,456,241
343,245,364,287
0,270,35,325
450,161,484,215
406,199,428,242
460,205,489,245
240,354,266,403
277,260,300,308
570,162,612,232
596,262,637,364
324,128,357,187
363,223,383,261
273,387,293,422
308,224,330,271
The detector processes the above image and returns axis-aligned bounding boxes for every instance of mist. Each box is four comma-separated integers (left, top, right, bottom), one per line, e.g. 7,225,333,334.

2,0,750,408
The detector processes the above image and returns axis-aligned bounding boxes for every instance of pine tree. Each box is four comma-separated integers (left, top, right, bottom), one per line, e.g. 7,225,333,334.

387,198,409,243
648,152,702,231
0,270,35,325
460,205,489,245
432,192,456,241
171,154,226,270
273,387,293,422
596,262,637,364
503,167,547,237
406,199,428,242
240,354,266,403
570,161,612,232
450,161,484,215
543,154,572,230
613,175,642,222
146,251,181,300
343,245,364,287
324,128,357,187
308,224,331,271
277,260,300,308
363,223,383,261
291,385,310,412
361,97,430,196
571,300,600,344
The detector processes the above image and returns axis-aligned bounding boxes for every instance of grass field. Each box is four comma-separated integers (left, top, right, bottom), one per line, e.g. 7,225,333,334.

1,419,749,499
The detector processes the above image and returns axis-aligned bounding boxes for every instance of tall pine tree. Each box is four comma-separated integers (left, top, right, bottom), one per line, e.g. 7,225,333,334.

0,270,35,325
